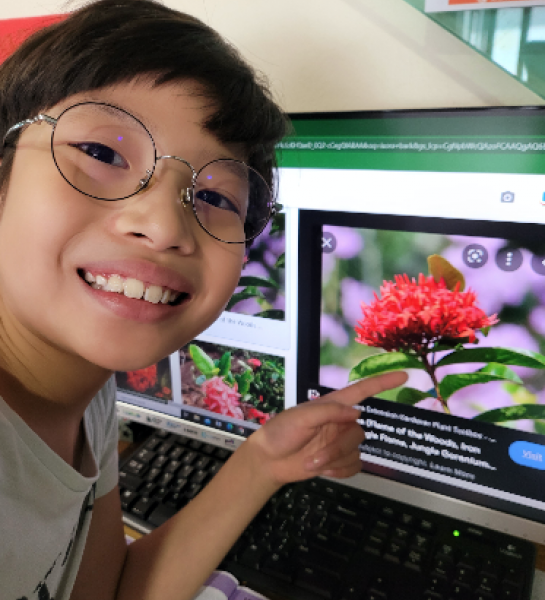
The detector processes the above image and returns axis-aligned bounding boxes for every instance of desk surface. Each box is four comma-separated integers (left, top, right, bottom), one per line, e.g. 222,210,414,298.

118,440,545,572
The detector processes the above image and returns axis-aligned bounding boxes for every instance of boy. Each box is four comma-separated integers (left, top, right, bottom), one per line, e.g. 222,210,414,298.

0,1,406,598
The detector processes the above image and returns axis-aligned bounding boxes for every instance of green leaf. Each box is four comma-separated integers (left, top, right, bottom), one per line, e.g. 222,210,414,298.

349,352,424,382
226,288,265,310
474,404,545,423
275,253,285,268
235,369,253,395
395,387,434,405
439,364,523,401
255,309,285,320
238,276,278,289
270,212,285,235
437,347,545,370
217,352,232,377
189,344,219,378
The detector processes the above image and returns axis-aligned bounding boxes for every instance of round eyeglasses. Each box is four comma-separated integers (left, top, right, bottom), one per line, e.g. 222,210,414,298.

3,101,280,244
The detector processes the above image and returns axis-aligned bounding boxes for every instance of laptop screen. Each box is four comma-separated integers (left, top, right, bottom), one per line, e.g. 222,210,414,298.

116,106,545,542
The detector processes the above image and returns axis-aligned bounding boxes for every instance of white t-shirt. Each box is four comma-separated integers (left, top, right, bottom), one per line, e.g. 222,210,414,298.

0,377,119,600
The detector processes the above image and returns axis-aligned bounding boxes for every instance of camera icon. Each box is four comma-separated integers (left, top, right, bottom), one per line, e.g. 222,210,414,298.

501,191,515,203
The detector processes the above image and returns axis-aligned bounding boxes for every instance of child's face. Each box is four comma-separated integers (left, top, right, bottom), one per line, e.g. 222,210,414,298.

0,80,246,371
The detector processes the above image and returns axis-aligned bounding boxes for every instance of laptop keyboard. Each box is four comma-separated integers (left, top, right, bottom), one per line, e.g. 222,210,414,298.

119,431,536,600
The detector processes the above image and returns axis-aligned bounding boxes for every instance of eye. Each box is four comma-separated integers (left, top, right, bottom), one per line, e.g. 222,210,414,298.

195,189,240,215
69,142,128,169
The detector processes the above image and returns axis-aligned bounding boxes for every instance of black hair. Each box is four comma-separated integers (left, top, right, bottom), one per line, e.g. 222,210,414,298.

0,0,289,193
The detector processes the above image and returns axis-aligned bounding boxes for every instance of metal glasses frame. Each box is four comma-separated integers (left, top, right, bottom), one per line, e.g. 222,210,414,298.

3,101,281,244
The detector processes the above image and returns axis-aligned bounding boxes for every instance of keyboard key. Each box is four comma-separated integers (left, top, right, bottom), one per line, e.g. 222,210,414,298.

119,471,143,491
403,549,424,573
120,489,139,511
261,553,295,582
152,455,169,469
145,467,162,482
498,584,522,600
157,441,173,455
474,592,494,600
239,543,265,569
476,574,498,595
140,482,156,497
148,502,178,527
185,482,202,499
124,459,147,476
214,448,231,460
191,469,209,485
169,446,185,460
504,567,524,587
380,506,396,520
164,459,182,473
135,448,156,463
131,497,157,519
144,436,163,450
295,565,339,599
449,582,472,600
194,456,211,470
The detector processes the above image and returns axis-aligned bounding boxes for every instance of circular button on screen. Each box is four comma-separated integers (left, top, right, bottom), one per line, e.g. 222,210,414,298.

531,254,545,276
463,244,488,269
496,248,523,272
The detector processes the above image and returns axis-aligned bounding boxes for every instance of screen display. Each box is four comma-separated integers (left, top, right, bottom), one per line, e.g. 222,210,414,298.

117,106,545,525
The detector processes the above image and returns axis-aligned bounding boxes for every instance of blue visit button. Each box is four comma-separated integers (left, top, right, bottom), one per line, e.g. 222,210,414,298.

509,441,545,470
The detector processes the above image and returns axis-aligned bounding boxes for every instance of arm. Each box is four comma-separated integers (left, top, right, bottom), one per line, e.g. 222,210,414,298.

76,372,407,600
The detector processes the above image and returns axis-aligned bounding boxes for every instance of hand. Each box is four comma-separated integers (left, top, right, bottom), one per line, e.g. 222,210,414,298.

247,371,408,487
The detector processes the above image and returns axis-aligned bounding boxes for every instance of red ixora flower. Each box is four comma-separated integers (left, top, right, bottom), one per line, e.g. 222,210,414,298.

247,407,272,425
126,365,158,392
355,274,498,353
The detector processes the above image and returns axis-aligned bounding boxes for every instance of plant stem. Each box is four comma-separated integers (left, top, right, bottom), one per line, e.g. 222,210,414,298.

420,352,451,414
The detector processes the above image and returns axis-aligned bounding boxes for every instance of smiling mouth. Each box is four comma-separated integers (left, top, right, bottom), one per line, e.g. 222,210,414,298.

78,269,189,306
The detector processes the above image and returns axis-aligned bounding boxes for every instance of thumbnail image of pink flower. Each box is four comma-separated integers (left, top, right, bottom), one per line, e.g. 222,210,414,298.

179,341,284,424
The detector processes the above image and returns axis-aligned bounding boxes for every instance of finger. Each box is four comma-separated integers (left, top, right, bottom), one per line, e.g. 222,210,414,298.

323,371,408,407
296,399,363,431
319,449,363,479
305,423,364,471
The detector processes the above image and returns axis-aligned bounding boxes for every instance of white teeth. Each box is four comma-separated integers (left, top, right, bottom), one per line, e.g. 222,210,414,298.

84,270,182,305
123,278,145,299
104,274,124,293
95,274,107,287
144,285,163,304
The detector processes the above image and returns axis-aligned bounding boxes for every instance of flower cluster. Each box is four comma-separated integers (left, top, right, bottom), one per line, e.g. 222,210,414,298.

126,365,157,392
201,376,244,420
355,274,498,353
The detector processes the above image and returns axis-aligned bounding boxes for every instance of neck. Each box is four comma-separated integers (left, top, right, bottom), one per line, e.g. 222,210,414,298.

0,314,112,466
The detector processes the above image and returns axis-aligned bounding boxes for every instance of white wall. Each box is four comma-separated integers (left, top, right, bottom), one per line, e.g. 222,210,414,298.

2,0,542,111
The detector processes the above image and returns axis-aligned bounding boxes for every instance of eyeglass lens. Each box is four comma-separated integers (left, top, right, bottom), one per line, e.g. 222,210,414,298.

50,102,272,243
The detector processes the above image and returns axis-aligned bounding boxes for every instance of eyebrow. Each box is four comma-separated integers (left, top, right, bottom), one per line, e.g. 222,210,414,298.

81,92,157,132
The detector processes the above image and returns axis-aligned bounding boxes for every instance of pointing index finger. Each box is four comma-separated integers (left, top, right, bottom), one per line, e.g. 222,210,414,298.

324,371,408,407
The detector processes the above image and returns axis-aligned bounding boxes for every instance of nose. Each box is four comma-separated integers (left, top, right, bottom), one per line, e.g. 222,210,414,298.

113,159,198,253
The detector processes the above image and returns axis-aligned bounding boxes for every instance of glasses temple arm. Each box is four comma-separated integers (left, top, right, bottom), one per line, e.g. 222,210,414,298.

2,114,57,147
